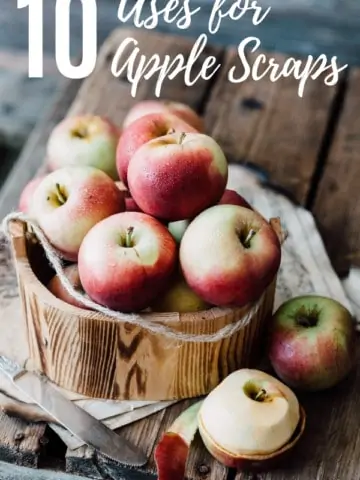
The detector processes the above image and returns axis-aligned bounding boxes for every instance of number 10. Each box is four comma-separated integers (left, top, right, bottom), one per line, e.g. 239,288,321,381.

18,0,97,79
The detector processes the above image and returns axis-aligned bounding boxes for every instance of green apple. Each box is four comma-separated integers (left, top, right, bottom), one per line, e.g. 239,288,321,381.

151,275,209,313
268,295,356,391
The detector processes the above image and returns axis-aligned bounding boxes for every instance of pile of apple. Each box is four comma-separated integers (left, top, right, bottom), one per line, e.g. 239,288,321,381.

19,100,282,314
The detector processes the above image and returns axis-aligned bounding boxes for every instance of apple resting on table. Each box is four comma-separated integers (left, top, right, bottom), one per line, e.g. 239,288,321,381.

116,112,197,186
268,295,356,391
30,166,125,262
180,204,281,307
46,115,120,179
127,132,228,221
78,212,177,312
123,100,204,132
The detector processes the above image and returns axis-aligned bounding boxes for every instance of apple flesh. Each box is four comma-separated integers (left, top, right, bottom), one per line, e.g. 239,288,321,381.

78,212,177,312
18,176,46,213
128,132,228,221
218,189,252,210
116,112,197,186
30,166,125,261
47,264,90,310
198,369,301,466
123,100,204,132
180,205,281,307
151,275,209,313
268,296,355,391
46,115,120,179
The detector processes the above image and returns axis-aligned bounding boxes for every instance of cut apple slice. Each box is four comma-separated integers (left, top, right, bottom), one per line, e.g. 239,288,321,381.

154,400,203,480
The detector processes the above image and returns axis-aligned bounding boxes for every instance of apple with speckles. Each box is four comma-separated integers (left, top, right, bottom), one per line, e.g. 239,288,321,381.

180,204,281,307
116,112,197,186
123,100,204,132
268,295,356,391
127,132,228,221
78,212,177,312
46,115,120,179
30,166,125,261
18,176,46,213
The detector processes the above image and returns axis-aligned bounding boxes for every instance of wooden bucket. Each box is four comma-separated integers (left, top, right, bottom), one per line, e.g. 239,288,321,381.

9,220,277,401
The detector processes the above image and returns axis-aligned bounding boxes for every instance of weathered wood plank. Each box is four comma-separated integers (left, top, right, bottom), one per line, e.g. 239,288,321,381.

204,49,337,205
0,412,46,468
312,69,360,275
68,28,222,121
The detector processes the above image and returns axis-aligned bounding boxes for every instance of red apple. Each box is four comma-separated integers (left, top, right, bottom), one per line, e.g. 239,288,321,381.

46,115,120,179
47,264,90,310
78,212,177,312
30,166,125,261
116,112,197,186
125,196,142,212
268,296,356,391
123,100,204,132
127,132,228,221
180,205,281,307
18,176,46,213
218,189,252,210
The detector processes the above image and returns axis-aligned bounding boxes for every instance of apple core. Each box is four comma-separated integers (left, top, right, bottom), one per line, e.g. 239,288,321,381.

243,380,268,402
294,306,319,328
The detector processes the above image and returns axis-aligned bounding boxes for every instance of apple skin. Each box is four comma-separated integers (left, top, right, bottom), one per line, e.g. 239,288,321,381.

18,176,46,213
30,166,125,262
46,115,120,179
151,274,209,313
127,132,228,221
78,212,177,312
179,204,281,307
116,112,197,186
47,264,90,310
125,196,142,213
168,219,191,244
218,189,252,210
268,296,356,391
123,100,204,132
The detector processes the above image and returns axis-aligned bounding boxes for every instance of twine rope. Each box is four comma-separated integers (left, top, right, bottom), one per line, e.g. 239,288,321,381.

1,212,264,343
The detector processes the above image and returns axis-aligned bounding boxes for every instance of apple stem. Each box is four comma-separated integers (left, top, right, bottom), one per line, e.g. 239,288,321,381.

243,229,256,248
179,132,186,145
125,226,134,247
55,183,67,205
254,389,267,402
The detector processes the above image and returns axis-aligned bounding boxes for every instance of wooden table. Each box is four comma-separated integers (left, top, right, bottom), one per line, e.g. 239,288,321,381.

0,28,360,480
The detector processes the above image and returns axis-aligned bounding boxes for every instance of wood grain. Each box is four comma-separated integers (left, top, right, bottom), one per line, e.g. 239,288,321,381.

204,49,337,205
9,219,275,401
312,69,360,274
0,412,46,468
